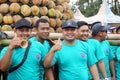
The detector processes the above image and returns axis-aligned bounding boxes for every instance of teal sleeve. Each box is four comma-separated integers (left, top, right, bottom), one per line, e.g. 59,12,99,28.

0,47,8,60
108,42,115,60
116,47,120,61
87,45,98,67
95,44,105,60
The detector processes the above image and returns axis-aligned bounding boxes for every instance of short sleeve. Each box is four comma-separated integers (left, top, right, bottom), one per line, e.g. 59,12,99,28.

87,45,98,67
107,42,115,60
95,43,105,60
116,47,120,61
0,47,8,60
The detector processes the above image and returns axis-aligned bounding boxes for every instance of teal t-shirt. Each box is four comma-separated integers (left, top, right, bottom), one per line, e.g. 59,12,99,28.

87,39,105,79
100,40,115,78
29,36,51,53
0,41,46,80
115,47,120,80
52,39,97,80
87,39,105,61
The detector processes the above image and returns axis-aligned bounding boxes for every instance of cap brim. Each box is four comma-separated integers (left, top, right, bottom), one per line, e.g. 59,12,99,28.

62,26,77,29
16,25,33,29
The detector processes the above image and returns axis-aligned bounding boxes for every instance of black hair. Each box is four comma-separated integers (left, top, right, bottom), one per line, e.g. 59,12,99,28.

116,26,120,32
35,18,49,28
77,21,88,28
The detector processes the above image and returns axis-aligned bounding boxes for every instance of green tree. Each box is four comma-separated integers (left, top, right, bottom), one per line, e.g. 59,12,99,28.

73,0,120,17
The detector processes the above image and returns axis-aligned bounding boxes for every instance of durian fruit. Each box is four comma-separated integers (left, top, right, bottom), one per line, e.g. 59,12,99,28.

31,5,40,16
21,5,31,17
62,13,68,20
55,5,64,13
9,3,20,14
56,27,62,33
55,0,64,5
13,15,22,23
25,17,32,24
65,10,74,19
55,10,62,19
3,15,13,25
56,18,62,27
47,1,55,9
1,25,12,31
40,16,49,22
62,2,70,11
50,27,55,33
48,8,56,18
32,0,42,5
64,0,70,3
39,7,48,16
0,0,7,3
49,18,56,28
0,4,9,14
20,0,29,4
41,0,49,6
0,13,3,24
9,0,19,2
32,16,39,26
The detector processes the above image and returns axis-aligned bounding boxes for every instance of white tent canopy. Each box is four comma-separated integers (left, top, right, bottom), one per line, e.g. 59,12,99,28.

73,8,87,21
86,0,120,24
74,0,120,24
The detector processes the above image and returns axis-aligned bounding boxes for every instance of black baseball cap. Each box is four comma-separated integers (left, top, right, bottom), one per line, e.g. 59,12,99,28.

62,20,78,29
15,19,32,29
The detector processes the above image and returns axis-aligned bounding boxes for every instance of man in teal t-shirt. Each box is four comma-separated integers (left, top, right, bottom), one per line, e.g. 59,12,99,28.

0,19,46,80
44,20,99,80
91,22,115,80
29,18,54,80
77,21,106,80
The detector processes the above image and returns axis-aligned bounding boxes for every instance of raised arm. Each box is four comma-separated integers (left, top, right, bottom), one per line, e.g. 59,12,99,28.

44,38,62,68
0,34,21,71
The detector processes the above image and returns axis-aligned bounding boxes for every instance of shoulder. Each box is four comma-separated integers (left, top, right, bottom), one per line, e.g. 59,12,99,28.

29,36,37,42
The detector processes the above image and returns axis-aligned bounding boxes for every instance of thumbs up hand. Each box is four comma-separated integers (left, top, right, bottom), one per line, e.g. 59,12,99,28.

9,33,21,49
51,37,62,52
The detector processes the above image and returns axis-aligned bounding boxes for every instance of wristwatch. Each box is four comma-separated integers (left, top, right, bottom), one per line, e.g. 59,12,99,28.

104,78,108,80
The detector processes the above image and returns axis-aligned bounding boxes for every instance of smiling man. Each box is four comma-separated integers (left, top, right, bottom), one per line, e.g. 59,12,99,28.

44,20,99,80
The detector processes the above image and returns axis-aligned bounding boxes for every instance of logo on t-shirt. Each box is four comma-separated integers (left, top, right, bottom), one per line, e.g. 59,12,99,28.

106,48,109,54
35,53,41,60
80,52,85,58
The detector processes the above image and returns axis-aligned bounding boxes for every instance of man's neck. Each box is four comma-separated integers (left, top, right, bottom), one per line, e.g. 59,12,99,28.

36,36,44,44
93,36,102,42
64,39,76,45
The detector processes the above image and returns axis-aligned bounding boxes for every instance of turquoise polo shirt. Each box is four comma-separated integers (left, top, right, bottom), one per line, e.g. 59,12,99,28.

0,41,46,80
100,40,115,78
87,39,105,79
51,39,97,80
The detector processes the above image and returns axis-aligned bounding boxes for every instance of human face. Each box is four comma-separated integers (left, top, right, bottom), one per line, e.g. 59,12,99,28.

15,27,32,40
116,29,120,34
99,30,107,40
36,22,50,40
77,25,89,41
62,27,77,42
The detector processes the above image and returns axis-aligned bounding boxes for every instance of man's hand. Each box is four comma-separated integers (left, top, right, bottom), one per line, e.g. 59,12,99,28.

9,33,21,49
51,37,62,52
